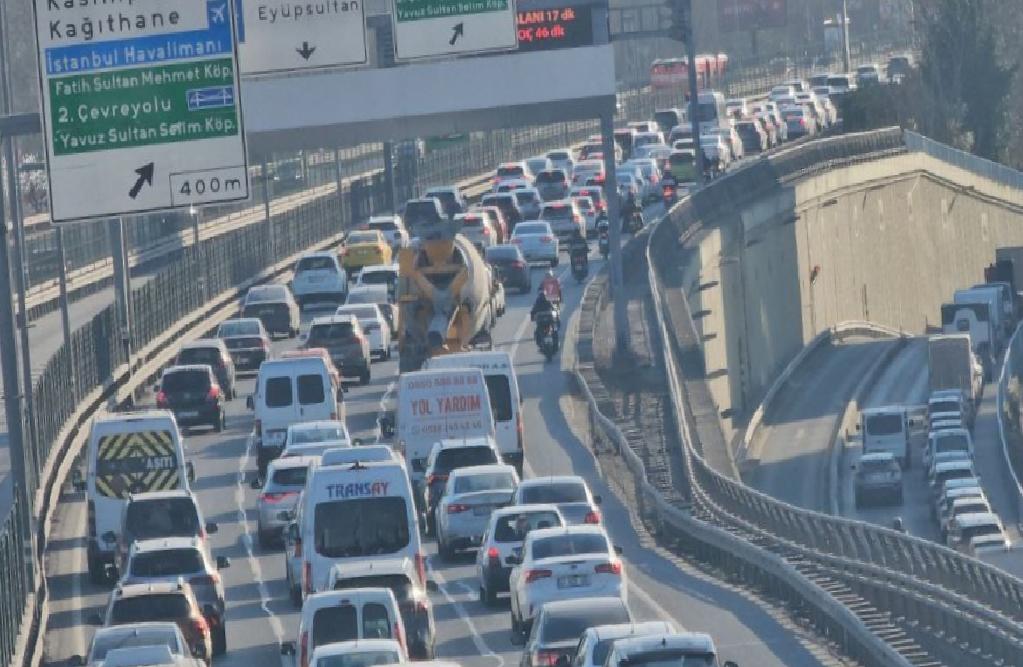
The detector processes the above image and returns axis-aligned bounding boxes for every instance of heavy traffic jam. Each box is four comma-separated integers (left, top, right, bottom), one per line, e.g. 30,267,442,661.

61,60,903,667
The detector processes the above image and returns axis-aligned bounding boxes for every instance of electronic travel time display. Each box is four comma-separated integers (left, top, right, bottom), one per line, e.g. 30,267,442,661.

516,5,593,52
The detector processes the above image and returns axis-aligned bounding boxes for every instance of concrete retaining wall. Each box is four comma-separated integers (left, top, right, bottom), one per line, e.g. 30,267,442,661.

655,143,1023,443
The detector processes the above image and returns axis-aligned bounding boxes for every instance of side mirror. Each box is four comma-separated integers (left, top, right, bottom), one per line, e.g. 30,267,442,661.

101,531,117,545
352,438,364,448
249,476,262,490
855,423,862,431
378,416,395,438
426,580,439,593
203,604,216,618
278,510,296,522
556,656,570,667
505,554,520,566
287,523,300,542
246,396,254,410
281,642,296,657
592,495,602,505
205,522,219,534
186,461,196,484
152,384,160,393
216,556,231,570
88,612,103,626
69,655,85,667
614,545,623,555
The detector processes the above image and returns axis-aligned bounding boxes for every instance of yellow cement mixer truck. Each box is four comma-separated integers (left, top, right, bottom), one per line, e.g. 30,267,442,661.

397,219,497,372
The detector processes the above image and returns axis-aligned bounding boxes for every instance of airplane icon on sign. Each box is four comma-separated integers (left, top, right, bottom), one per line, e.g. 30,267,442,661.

209,1,227,24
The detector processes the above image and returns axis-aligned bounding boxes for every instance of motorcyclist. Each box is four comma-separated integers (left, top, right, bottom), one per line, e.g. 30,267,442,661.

530,290,560,350
540,269,562,305
569,229,588,261
620,195,641,231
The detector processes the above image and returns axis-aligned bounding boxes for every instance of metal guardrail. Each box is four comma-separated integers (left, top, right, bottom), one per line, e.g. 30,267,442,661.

905,130,1023,192
637,129,1023,665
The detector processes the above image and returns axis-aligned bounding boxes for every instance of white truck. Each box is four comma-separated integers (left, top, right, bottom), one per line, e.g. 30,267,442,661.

928,334,983,409
859,406,913,469
942,298,997,380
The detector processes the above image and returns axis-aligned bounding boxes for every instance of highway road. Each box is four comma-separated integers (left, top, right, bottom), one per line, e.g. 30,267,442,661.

746,337,897,511
838,338,1023,576
39,242,843,667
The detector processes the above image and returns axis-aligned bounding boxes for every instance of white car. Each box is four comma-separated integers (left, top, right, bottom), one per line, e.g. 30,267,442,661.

511,221,559,267
308,640,405,667
713,127,744,161
455,211,497,251
545,148,574,174
571,196,598,236
435,464,519,560
367,215,409,253
475,504,564,606
624,158,661,203
291,252,348,309
282,420,352,457
769,84,797,102
512,476,602,525
336,303,392,360
508,524,626,636
494,162,535,190
571,621,678,667
355,264,399,300
571,160,604,187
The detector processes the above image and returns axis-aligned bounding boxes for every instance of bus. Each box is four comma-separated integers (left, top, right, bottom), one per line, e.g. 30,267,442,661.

695,90,729,136
650,53,728,90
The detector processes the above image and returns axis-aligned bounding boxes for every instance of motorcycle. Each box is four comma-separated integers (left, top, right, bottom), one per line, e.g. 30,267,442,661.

571,250,588,283
622,210,644,234
598,232,610,260
534,311,559,361
662,180,678,207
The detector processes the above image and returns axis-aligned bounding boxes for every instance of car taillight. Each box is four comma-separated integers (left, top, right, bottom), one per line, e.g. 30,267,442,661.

303,561,313,594
260,338,270,351
299,632,309,667
482,227,491,236
525,569,552,584
394,622,406,656
487,546,500,561
156,391,167,408
353,335,365,346
535,649,564,667
541,235,554,242
415,599,430,614
584,510,601,524
799,118,807,126
517,413,524,451
595,561,622,575
191,573,221,587
511,260,525,269
294,536,303,558
447,503,470,514
426,473,448,485
190,616,208,637
261,491,297,503
207,386,221,402
415,552,426,585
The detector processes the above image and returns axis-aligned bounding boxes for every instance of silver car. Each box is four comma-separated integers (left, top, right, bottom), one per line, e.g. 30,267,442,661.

254,456,316,547
436,464,519,560
514,187,544,220
511,221,559,267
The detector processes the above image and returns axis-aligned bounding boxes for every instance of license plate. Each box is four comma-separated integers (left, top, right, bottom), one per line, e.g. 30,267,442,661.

558,575,589,588
178,410,199,418
473,505,491,516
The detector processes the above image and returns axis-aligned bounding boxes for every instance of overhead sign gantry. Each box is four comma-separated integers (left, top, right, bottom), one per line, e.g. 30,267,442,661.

32,0,250,224
392,0,519,60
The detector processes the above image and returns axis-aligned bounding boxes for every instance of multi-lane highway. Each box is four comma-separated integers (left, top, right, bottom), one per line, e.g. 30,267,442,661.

41,242,845,667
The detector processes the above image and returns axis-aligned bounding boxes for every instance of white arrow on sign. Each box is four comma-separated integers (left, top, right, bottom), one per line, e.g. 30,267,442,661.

392,0,518,60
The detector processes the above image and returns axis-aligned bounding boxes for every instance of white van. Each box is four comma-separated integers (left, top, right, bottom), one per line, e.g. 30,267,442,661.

859,406,911,468
82,411,191,584
286,589,408,667
388,368,496,486
299,461,424,596
423,352,523,473
251,357,343,477
291,252,349,309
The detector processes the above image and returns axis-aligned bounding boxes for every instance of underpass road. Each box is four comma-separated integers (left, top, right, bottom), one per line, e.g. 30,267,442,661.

747,337,897,511
840,338,1023,578
40,241,839,667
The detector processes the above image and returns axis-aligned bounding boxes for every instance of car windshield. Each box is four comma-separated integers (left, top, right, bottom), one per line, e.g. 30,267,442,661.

177,347,222,367
514,191,537,205
368,220,398,231
531,533,607,559
111,594,190,624
935,433,970,453
359,271,395,285
339,306,380,321
860,458,897,474
346,290,385,305
493,511,562,542
246,286,287,303
535,171,565,184
334,573,414,601
618,650,716,667
348,232,379,244
308,322,356,344
218,319,261,337
125,499,199,539
487,247,521,262
291,426,346,444
539,606,629,643
316,651,403,667
129,548,203,577
452,472,516,494
298,257,335,272
272,466,308,486
90,629,181,661
865,414,903,435
930,400,960,415
311,606,358,646
161,369,210,392
521,482,587,504
514,223,549,236
460,215,484,227
497,166,524,178
434,446,498,474
314,497,410,558
542,205,572,220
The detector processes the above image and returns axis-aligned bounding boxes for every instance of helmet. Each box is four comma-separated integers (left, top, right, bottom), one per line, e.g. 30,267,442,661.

546,270,555,279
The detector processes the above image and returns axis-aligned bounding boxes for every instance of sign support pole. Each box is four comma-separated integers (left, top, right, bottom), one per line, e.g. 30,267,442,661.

684,0,705,186
841,0,852,74
334,149,345,223
262,159,275,264
108,217,132,400
599,111,630,357
383,142,396,213
54,227,74,396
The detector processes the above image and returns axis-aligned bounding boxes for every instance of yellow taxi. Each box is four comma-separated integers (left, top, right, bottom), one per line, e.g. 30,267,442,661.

340,229,392,274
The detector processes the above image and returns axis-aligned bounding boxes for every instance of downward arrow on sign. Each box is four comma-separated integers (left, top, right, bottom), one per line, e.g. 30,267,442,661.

297,42,316,60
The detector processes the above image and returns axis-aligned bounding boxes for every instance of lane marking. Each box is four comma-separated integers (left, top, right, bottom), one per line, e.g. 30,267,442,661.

235,435,286,643
71,498,86,654
428,564,506,666
372,379,398,445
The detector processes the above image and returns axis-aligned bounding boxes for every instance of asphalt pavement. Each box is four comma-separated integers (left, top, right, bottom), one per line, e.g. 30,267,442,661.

746,337,897,511
39,240,839,667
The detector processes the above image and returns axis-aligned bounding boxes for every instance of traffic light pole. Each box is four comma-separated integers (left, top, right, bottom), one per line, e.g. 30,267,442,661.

841,0,852,73
683,2,705,187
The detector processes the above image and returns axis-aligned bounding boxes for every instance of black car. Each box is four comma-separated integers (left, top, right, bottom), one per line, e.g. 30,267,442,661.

240,285,299,338
216,318,270,372
156,365,226,432
534,170,569,202
734,121,766,154
175,339,236,400
486,245,532,294
481,193,524,232
521,597,632,667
